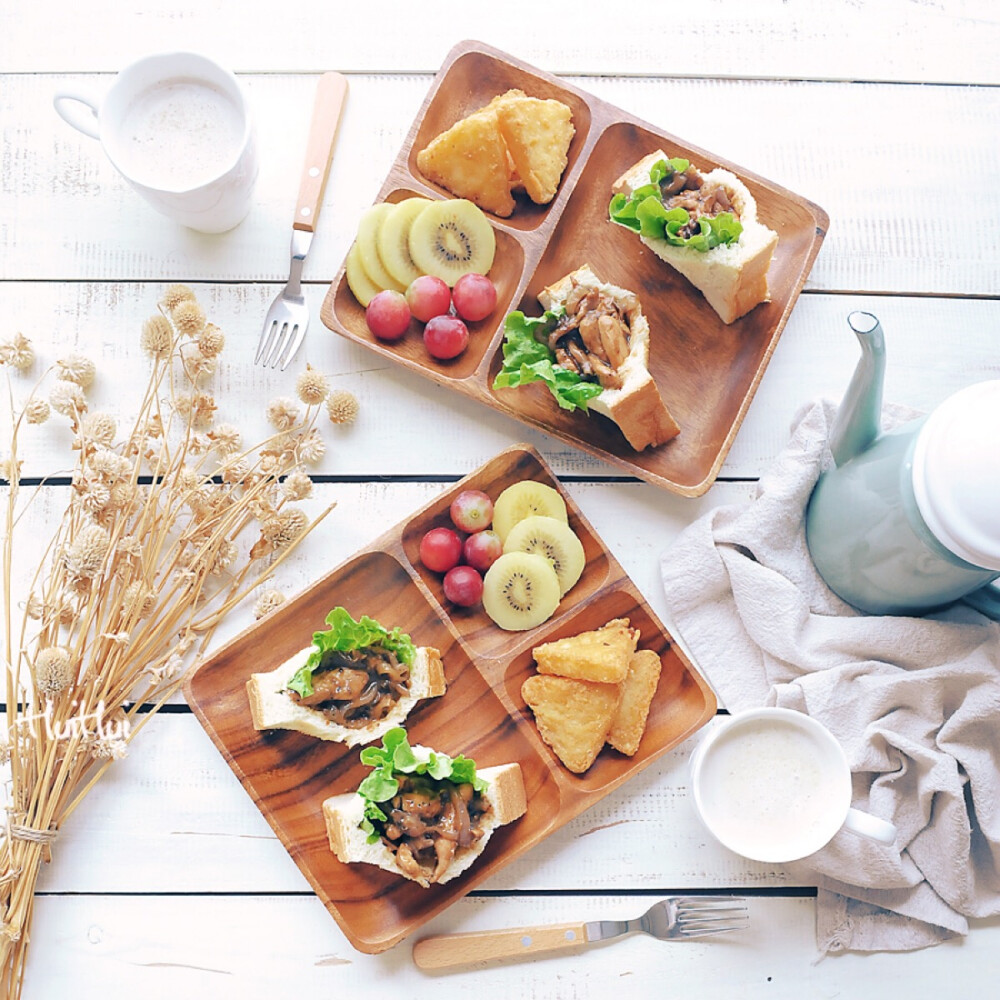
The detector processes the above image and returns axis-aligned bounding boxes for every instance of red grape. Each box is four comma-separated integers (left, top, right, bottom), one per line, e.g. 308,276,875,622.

419,527,463,573
405,275,452,323
423,315,469,360
366,290,411,341
451,273,497,322
442,565,484,607
450,489,493,533
463,529,502,572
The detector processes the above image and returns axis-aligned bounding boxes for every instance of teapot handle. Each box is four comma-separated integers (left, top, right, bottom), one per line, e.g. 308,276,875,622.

961,580,1000,621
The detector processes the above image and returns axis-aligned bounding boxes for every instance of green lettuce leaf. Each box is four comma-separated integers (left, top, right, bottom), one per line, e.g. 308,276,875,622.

286,607,416,698
354,727,488,844
492,308,604,413
609,156,742,251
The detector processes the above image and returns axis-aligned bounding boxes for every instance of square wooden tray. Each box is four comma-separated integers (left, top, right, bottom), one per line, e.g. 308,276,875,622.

320,40,829,496
184,444,717,953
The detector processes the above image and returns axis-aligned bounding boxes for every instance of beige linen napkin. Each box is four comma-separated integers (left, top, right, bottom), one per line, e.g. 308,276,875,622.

660,399,1000,953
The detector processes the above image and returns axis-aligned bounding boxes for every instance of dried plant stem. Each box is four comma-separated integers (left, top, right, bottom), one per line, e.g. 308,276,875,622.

1,293,342,996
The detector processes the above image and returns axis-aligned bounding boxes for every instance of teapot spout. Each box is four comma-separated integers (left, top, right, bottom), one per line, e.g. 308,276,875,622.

828,311,886,466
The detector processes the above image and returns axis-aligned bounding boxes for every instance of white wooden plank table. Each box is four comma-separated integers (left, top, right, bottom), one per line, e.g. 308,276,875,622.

3,1,1000,995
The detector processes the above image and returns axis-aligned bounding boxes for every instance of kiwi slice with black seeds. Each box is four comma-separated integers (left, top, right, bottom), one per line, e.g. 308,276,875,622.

408,199,496,287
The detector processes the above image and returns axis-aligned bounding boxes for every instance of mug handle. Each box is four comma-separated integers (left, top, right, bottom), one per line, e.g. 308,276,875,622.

961,580,1000,621
844,807,897,845
53,90,102,139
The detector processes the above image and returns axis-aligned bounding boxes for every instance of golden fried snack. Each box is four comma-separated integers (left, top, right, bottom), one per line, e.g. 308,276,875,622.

481,90,528,192
522,674,621,774
495,96,574,205
533,618,639,685
606,649,662,757
416,111,515,217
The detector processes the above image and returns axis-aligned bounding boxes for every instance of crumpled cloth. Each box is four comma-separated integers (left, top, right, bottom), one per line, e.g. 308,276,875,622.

660,399,1000,954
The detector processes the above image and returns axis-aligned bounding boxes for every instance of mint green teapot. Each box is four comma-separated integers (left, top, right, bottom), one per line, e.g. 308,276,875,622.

805,312,1000,619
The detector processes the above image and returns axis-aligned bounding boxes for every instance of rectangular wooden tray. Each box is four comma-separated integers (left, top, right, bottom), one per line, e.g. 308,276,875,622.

320,40,828,496
184,444,716,953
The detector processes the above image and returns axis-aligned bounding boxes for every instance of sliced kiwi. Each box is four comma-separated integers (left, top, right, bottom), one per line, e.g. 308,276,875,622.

408,199,496,287
356,203,405,293
492,481,568,545
482,551,561,631
378,198,431,287
503,515,585,597
344,241,382,307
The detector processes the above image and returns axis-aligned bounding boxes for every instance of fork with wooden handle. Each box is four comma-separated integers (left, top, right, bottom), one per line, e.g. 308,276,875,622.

256,71,348,369
412,896,749,969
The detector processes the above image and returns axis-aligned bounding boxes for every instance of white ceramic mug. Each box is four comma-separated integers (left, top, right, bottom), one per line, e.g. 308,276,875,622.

690,707,897,864
53,52,258,233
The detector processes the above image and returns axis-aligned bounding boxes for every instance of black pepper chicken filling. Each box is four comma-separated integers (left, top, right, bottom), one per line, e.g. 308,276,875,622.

544,278,637,390
376,775,492,884
287,645,410,729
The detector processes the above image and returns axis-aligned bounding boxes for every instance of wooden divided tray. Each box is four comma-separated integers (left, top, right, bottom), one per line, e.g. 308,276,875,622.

184,445,716,953
321,40,828,497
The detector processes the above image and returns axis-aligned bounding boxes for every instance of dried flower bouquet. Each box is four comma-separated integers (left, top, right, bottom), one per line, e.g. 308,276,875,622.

0,286,352,996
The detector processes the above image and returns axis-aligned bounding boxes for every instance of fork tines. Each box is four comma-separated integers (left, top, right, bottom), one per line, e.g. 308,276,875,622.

675,896,749,937
255,318,302,370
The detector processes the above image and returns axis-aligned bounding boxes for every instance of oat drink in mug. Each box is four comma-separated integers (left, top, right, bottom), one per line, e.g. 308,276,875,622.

54,52,258,233
690,708,897,864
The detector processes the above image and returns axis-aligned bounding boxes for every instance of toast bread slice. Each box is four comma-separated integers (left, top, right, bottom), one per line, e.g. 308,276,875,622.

323,761,525,888
538,265,680,450
246,645,445,747
612,150,779,324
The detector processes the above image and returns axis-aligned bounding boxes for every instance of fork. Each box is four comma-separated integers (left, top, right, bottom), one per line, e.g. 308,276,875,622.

256,71,348,370
411,896,748,970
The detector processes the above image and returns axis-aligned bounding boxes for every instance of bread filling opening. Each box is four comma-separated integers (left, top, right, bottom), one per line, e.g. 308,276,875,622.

657,164,739,237
377,776,492,883
545,280,636,390
287,645,410,728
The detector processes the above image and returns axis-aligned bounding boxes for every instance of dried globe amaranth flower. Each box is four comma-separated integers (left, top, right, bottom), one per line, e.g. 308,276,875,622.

181,345,216,380
35,647,75,696
56,353,97,389
262,507,308,552
121,581,155,619
254,589,286,620
266,397,300,432
50,380,88,417
282,470,313,500
295,366,330,406
197,323,225,358
77,479,112,515
92,736,129,760
81,412,117,447
326,389,359,426
297,428,326,465
209,423,242,454
0,332,34,373
175,392,217,429
141,315,174,359
162,283,196,312
65,523,111,578
172,299,207,337
25,397,50,425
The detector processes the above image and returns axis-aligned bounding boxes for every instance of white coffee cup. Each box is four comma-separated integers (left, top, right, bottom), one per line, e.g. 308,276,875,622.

54,52,258,233
689,707,896,863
